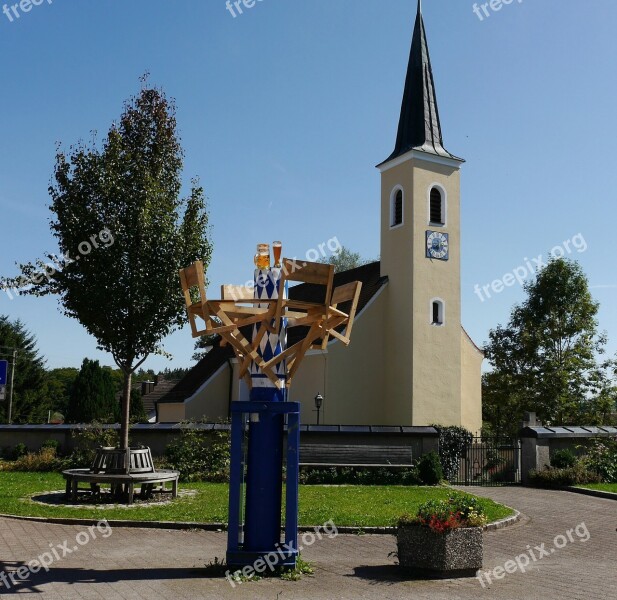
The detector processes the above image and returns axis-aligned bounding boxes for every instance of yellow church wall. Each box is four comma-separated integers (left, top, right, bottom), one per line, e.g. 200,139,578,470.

288,286,386,425
157,363,231,422
157,402,187,423
411,158,462,427
379,153,465,427
379,162,414,424
461,329,484,433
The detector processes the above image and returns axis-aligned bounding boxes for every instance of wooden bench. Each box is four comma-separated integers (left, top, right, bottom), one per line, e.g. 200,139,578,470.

299,444,415,468
63,447,179,505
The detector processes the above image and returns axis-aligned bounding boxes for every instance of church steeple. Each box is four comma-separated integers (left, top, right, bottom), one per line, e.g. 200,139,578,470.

383,0,461,163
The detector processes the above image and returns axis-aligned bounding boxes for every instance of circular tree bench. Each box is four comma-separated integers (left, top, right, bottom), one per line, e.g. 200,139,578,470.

62,447,179,505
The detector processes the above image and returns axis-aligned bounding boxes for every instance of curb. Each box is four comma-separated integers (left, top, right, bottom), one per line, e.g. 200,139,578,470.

482,508,521,532
0,510,521,534
565,486,617,501
0,514,227,531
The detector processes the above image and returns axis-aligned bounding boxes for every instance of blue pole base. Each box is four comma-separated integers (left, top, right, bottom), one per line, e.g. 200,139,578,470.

226,548,299,570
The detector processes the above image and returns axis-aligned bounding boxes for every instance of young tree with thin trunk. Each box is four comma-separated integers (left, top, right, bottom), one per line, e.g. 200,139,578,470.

2,82,212,448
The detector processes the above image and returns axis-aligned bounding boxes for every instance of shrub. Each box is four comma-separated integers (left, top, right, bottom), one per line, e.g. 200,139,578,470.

12,443,28,460
42,439,61,454
417,451,444,485
299,466,421,486
11,448,63,472
528,464,602,488
67,423,119,468
551,449,577,469
579,439,617,483
431,425,473,482
164,425,230,482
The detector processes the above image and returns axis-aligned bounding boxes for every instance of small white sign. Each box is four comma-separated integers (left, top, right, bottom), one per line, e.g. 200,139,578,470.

0,386,5,401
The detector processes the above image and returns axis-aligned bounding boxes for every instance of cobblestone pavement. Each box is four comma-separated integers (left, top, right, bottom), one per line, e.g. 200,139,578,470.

0,487,615,599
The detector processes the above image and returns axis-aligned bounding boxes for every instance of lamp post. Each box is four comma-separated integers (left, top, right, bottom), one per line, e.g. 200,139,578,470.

314,393,323,425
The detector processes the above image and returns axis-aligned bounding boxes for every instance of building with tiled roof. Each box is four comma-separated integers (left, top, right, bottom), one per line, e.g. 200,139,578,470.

157,1,483,431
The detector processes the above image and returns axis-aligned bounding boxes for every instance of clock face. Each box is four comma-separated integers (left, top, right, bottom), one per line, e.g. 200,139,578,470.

426,231,449,261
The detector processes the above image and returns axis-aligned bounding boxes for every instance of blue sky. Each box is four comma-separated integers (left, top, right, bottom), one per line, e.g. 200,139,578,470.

1,0,616,372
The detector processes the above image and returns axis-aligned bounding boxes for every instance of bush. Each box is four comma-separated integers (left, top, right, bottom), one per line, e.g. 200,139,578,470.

417,451,444,485
12,443,28,460
67,423,119,468
431,425,473,482
579,439,617,483
164,425,230,482
11,448,63,472
42,439,61,454
299,466,421,486
551,449,577,469
528,464,602,488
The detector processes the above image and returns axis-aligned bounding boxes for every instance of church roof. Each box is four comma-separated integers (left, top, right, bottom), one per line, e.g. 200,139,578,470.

380,0,462,165
156,261,389,408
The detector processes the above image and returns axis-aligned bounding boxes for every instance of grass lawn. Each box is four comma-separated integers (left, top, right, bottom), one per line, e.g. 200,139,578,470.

577,483,617,494
0,472,513,527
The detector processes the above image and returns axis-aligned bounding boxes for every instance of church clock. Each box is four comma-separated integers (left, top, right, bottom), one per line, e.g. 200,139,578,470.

426,231,449,261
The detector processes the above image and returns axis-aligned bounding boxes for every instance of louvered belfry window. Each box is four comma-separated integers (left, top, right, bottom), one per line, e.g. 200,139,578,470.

392,189,403,226
430,188,443,224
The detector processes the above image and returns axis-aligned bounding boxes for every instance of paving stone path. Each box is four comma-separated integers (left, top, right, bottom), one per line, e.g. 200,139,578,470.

0,486,615,599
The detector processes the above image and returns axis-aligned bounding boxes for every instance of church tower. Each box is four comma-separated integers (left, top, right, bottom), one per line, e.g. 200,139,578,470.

378,0,466,426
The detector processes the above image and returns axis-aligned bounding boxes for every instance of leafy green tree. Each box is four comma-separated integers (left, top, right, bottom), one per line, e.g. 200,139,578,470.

483,258,617,436
129,387,147,423
45,367,79,415
0,316,49,423
320,247,373,273
2,82,212,448
66,358,117,423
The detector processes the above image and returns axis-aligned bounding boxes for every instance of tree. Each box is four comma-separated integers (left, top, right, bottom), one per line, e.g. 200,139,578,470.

0,316,49,423
2,82,213,448
320,247,373,273
66,358,117,423
192,334,220,362
46,367,79,416
483,258,617,436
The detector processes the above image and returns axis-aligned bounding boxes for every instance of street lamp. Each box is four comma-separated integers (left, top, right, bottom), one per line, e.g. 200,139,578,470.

314,393,323,425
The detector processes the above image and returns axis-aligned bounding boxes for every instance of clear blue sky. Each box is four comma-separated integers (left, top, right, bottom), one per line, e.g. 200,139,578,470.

1,0,616,372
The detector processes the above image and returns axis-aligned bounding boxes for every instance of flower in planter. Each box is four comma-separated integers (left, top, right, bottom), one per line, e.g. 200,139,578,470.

402,494,487,533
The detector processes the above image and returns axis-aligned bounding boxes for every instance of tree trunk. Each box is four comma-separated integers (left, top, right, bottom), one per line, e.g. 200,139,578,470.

120,370,132,451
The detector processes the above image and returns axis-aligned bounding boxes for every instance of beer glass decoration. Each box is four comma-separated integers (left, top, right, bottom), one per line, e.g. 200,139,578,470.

273,241,282,268
254,243,270,270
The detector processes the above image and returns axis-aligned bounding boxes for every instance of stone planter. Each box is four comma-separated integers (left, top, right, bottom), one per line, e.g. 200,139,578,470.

397,524,483,578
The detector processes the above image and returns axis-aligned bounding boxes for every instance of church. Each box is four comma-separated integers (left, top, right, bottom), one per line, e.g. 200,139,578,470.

157,2,484,432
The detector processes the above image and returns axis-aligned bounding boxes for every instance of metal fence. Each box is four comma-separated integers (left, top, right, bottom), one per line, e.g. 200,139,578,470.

452,436,522,486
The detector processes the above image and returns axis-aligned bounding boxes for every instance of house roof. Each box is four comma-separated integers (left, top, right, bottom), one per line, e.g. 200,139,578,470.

380,0,462,165
157,261,388,407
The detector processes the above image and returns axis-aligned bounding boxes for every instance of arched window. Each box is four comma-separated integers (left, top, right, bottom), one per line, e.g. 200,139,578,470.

430,187,445,225
391,188,403,228
431,299,445,326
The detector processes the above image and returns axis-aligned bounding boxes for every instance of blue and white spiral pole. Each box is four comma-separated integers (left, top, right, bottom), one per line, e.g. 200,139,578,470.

227,266,300,569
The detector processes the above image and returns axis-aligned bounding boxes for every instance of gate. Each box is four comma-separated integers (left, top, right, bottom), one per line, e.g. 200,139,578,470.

452,436,521,486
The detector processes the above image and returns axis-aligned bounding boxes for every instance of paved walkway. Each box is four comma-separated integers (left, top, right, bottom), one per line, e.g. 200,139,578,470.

0,487,615,598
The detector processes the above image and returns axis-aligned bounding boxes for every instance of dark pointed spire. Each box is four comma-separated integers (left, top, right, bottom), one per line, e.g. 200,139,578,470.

383,1,462,163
